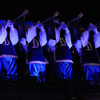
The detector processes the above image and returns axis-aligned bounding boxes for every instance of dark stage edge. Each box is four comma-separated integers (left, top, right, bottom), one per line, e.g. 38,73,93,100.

0,80,100,100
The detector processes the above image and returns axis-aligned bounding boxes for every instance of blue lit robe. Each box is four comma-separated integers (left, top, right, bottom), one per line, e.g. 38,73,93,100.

80,27,100,83
55,28,73,80
0,26,18,80
26,26,48,82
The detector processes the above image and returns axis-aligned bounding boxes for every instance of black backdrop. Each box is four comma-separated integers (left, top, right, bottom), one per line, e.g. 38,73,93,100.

0,1,100,26
0,2,100,100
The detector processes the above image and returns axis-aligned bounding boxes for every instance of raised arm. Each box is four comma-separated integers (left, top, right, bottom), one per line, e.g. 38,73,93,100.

0,20,7,44
26,25,37,44
7,20,19,45
60,22,72,49
92,26,100,48
38,22,47,47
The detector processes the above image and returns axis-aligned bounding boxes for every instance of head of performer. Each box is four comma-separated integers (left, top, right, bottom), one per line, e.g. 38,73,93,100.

79,25,87,33
24,21,34,32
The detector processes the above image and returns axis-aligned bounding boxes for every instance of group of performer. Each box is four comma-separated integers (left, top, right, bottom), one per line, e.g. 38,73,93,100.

0,10,100,86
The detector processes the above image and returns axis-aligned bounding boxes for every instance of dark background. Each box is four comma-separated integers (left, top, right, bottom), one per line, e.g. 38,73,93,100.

0,2,100,100
0,1,100,26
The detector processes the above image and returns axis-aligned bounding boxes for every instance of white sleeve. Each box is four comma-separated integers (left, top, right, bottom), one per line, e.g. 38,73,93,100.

20,38,27,53
0,27,7,44
81,30,89,47
26,26,37,43
47,28,60,47
39,29,47,47
10,27,19,45
65,31,72,49
74,40,82,55
55,28,60,43
93,32,100,48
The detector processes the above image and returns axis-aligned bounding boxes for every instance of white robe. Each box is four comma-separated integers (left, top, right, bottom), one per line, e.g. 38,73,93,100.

26,26,47,47
0,26,18,45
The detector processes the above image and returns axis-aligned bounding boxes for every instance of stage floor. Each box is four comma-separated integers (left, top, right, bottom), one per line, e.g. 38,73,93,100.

0,79,100,100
